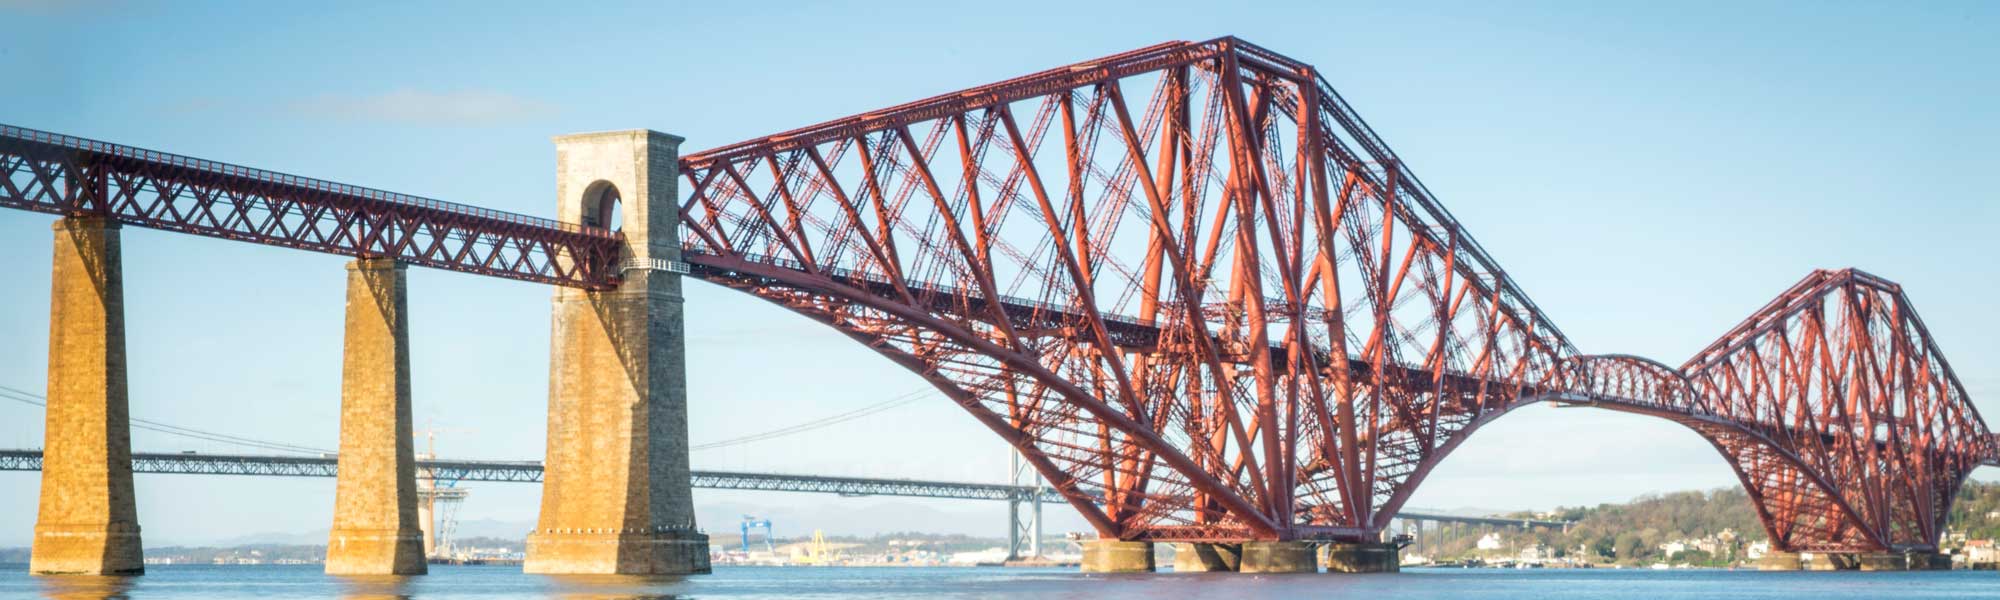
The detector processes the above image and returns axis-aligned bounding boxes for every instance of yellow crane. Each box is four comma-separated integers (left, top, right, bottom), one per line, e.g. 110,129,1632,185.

795,529,839,565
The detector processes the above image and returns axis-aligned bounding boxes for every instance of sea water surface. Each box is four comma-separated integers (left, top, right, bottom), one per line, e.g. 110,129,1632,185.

3,565,1997,599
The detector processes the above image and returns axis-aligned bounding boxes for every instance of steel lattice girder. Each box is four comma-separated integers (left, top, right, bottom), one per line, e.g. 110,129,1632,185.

677,36,1575,543
1673,269,1996,552
0,124,625,288
0,38,1990,551
672,36,1995,548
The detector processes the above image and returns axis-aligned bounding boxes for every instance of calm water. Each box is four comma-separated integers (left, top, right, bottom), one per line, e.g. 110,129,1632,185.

2,565,1997,599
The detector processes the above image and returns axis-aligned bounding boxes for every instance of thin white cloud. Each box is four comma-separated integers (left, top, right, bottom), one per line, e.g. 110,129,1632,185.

287,89,555,126
1,0,101,12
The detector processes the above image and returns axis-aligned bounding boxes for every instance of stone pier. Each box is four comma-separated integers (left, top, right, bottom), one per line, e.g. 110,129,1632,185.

1080,540,1155,573
1856,552,1907,571
524,130,709,575
1908,551,1952,571
1321,541,1400,573
1240,541,1317,573
325,259,426,575
1761,550,1954,571
1854,551,1951,571
1757,551,1803,571
1794,552,1856,570
1172,543,1241,572
31,217,143,576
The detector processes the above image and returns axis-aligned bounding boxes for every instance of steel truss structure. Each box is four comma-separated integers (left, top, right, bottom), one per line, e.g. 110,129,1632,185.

673,37,1997,550
1676,270,1993,551
1,37,1992,554
1528,270,1997,552
0,124,625,287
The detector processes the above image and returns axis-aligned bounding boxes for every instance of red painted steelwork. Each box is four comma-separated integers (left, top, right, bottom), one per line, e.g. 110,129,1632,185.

674,37,1996,550
1675,269,1994,552
1,38,1990,553
0,124,625,288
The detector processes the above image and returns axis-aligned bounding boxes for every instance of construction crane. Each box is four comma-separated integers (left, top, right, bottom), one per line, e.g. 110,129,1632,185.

417,486,468,558
415,425,473,560
740,515,773,554
797,530,837,565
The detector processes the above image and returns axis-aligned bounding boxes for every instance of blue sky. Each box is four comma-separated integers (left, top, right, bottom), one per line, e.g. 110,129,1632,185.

1,1,1995,545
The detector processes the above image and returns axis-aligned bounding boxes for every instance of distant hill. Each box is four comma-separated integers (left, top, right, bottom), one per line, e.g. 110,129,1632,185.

1951,480,2000,539
1468,482,2000,565
1516,488,1765,564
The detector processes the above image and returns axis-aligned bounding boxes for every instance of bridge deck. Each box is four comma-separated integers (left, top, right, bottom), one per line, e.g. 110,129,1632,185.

0,123,625,287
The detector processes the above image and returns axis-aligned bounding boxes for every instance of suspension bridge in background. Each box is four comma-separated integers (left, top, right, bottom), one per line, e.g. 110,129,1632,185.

0,383,1559,564
0,441,1566,566
2,36,1993,577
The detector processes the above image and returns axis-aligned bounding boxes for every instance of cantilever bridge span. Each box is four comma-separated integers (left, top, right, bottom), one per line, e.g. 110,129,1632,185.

2,37,1994,575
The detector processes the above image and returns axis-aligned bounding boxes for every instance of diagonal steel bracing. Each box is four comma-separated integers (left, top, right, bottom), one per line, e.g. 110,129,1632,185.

2,38,1991,551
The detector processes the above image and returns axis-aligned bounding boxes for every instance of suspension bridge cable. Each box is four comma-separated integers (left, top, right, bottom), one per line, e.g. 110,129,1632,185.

690,387,934,451
2,379,930,455
1,387,331,454
0,384,334,455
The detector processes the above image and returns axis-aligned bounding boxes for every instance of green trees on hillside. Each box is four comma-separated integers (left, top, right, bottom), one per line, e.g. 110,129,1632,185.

1951,481,2000,540
1444,481,2000,566
1499,488,1764,565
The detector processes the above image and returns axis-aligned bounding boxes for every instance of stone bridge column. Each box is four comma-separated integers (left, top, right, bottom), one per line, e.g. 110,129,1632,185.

1240,541,1317,573
1172,543,1241,572
1081,540,1154,573
525,130,709,575
325,258,425,575
32,217,143,576
1321,541,1400,573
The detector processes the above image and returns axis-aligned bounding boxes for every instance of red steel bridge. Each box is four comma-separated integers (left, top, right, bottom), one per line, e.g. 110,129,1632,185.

3,37,1994,560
